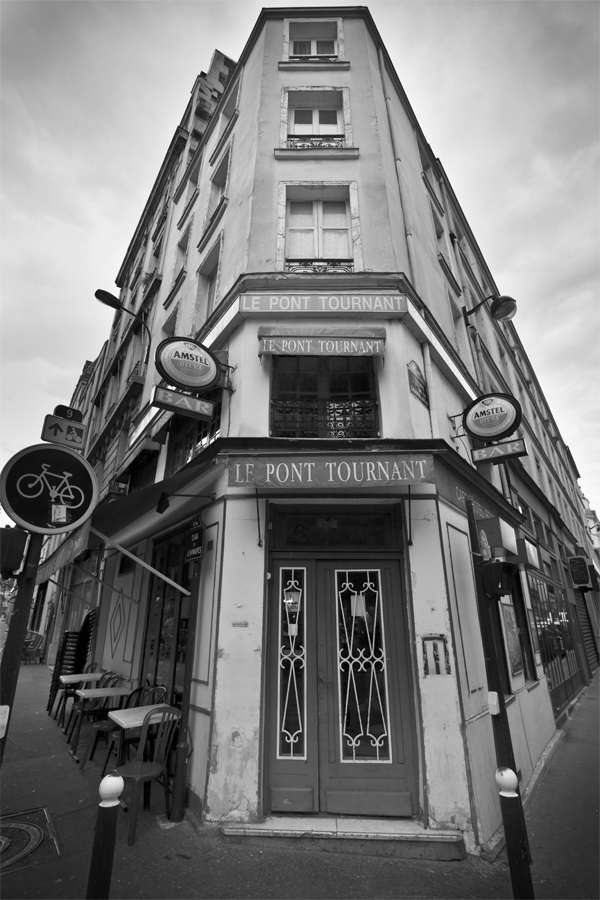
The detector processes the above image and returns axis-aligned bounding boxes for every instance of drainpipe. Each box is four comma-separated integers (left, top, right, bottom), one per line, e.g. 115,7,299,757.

378,47,419,291
422,342,441,439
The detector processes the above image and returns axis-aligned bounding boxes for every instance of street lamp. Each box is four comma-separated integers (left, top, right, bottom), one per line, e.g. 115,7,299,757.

94,289,152,364
463,294,517,325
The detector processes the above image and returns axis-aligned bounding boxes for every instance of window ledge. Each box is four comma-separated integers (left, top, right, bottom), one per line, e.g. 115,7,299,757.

274,147,358,160
198,197,228,253
163,267,186,309
279,60,350,71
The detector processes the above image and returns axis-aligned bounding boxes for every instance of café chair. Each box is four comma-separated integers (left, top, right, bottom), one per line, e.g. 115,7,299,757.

65,672,118,743
116,706,181,846
22,632,44,664
142,685,168,705
80,686,145,773
55,662,98,729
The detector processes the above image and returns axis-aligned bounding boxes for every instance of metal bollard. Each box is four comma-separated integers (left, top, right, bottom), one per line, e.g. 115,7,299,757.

495,767,535,899
86,773,124,900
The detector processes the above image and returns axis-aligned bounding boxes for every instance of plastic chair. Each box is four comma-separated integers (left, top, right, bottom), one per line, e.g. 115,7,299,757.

116,706,181,845
65,671,117,742
55,663,98,729
80,686,145,773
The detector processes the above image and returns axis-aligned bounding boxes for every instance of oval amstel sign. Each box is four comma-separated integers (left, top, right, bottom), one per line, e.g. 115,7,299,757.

463,393,522,442
154,338,220,392
0,444,98,535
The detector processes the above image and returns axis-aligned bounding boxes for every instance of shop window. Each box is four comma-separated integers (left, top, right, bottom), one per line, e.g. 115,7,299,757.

528,574,581,705
270,355,379,439
167,394,222,476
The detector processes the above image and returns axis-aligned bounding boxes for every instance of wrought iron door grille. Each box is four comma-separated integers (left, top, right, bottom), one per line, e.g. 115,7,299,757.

271,399,378,439
287,135,345,149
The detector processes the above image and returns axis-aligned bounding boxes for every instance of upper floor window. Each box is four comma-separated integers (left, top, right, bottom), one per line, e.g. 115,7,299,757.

271,356,379,439
278,182,361,273
289,20,338,59
282,19,346,65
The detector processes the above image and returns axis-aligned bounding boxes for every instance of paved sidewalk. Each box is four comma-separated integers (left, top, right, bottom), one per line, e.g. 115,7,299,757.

1,664,597,899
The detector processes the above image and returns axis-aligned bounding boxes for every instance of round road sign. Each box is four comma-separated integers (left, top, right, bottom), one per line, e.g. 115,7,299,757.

0,443,98,534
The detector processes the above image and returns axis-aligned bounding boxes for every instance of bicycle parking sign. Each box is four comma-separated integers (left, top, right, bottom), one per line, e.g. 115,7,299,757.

0,443,98,534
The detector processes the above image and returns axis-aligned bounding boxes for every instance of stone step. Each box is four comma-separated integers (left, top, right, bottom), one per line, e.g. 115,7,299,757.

221,816,466,860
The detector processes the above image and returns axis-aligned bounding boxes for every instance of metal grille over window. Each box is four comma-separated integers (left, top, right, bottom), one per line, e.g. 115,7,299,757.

271,356,379,439
277,569,306,759
336,570,391,762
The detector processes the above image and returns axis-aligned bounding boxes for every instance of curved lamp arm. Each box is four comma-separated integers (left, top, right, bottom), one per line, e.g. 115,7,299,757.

95,289,152,363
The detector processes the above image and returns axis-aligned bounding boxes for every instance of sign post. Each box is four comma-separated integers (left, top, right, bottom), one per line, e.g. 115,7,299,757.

0,532,44,765
0,444,99,761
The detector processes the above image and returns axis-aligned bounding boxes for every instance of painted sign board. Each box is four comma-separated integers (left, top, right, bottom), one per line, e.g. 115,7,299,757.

472,438,527,465
184,518,204,562
239,292,408,316
35,520,91,584
463,393,522,442
568,556,594,590
53,405,83,423
227,454,435,489
152,386,214,422
259,335,385,356
0,444,98,535
41,415,87,450
155,338,220,392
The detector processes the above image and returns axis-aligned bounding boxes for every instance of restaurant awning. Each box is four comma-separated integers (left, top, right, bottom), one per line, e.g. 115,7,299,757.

257,325,386,357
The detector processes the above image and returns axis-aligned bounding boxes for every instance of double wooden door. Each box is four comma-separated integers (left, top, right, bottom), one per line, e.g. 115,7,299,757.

266,556,418,817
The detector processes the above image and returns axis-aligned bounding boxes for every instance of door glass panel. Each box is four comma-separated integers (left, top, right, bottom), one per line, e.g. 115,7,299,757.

336,570,391,762
277,568,307,759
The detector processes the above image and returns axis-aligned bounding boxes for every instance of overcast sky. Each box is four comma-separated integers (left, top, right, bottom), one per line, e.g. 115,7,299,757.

1,0,599,527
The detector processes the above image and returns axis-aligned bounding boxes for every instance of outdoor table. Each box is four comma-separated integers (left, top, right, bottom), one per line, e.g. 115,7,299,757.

57,672,104,730
59,672,104,686
68,687,130,763
108,704,172,765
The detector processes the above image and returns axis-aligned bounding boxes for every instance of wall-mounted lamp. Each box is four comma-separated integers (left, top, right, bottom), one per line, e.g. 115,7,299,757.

463,295,517,325
156,492,216,514
95,289,152,363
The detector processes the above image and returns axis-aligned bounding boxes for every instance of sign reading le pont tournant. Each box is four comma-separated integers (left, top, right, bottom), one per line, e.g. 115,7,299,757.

227,454,435,489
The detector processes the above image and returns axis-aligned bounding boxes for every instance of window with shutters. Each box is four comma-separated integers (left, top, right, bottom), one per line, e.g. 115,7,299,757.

286,199,351,272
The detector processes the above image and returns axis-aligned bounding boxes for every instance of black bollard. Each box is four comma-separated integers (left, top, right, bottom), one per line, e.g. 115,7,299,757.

496,767,535,899
86,774,124,900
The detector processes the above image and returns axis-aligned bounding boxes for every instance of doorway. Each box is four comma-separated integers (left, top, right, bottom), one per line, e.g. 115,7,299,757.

265,508,418,817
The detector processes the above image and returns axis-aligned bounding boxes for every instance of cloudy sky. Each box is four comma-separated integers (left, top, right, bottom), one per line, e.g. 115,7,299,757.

1,0,599,525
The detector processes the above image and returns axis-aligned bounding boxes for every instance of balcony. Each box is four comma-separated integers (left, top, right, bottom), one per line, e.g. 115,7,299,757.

284,258,354,274
271,399,379,439
287,134,345,149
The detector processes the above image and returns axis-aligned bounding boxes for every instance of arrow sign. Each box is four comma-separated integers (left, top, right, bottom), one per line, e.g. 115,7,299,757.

41,415,87,450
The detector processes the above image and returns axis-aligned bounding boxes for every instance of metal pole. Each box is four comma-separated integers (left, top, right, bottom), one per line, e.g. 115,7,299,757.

170,549,203,822
466,501,534,898
0,531,44,765
86,774,124,900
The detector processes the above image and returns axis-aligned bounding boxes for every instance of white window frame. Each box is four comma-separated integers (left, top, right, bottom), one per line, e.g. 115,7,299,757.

280,87,352,148
286,199,351,260
282,18,345,62
276,181,363,271
196,234,223,321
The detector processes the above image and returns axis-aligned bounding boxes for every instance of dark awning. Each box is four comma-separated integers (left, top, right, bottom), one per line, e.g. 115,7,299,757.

257,326,386,357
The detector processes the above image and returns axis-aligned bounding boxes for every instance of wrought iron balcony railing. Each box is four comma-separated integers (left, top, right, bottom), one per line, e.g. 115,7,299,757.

289,54,339,62
271,399,378,439
287,134,345,149
284,258,354,274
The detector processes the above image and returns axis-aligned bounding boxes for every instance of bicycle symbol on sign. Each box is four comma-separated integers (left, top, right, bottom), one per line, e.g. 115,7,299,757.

16,464,85,509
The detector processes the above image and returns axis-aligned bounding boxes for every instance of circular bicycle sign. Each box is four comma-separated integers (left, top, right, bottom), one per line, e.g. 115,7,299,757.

462,393,522,442
0,443,99,534
154,338,220,392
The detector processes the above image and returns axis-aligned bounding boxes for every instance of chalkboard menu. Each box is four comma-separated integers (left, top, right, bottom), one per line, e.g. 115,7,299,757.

568,556,592,589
